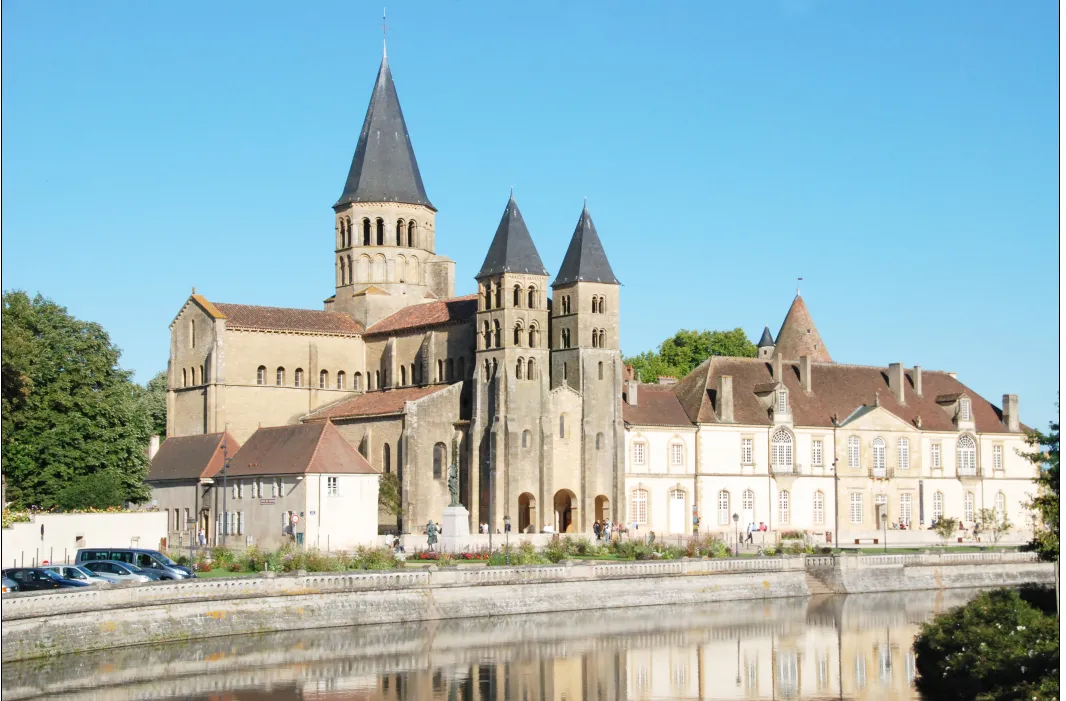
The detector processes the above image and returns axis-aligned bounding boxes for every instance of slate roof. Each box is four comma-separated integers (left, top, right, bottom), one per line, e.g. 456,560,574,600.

757,326,774,347
147,432,237,482
213,303,364,336
335,56,434,210
772,295,832,362
476,195,548,279
304,385,448,421
552,205,620,287
673,356,1021,433
365,294,478,336
622,385,692,427
226,423,377,477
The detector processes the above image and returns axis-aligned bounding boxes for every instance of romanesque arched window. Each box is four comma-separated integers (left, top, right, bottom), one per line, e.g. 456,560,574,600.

598,296,605,314
598,361,604,380
483,283,492,310
872,437,886,477
400,365,407,386
182,368,188,387
276,367,285,386
592,329,599,348
395,254,406,283
363,218,371,246
338,222,345,249
257,366,266,385
408,256,419,284
199,365,205,384
376,218,384,246
396,219,404,246
345,217,352,247
957,435,976,475
559,413,568,439
516,358,524,380
437,359,444,381
446,358,454,382
339,257,346,286
513,285,522,308
347,254,353,283
482,321,491,350
595,432,603,449
527,358,535,380
374,370,381,389
319,370,328,388
771,429,793,472
294,368,304,387
493,320,502,349
353,372,361,390
528,324,538,348
598,329,606,347
408,220,416,247
522,430,531,448
382,443,391,474
336,371,346,390
527,286,536,309
514,322,523,346
433,442,446,479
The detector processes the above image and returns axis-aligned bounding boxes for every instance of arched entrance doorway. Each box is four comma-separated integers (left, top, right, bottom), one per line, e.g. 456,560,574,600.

595,495,610,523
518,493,537,533
554,489,577,533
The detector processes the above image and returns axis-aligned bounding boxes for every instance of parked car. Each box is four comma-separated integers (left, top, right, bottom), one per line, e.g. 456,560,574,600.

80,560,160,584
75,548,195,580
43,565,111,585
2,575,18,593
1,568,90,591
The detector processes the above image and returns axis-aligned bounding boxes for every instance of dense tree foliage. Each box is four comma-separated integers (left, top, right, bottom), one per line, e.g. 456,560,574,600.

624,328,757,383
914,587,1058,700
142,370,168,440
378,472,401,517
1,291,152,508
1021,410,1059,562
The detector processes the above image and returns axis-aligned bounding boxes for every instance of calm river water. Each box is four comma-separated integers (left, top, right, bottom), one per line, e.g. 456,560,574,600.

2,588,985,701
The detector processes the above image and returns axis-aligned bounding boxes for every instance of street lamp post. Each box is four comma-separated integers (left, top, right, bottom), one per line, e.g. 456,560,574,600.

733,512,740,557
881,505,888,554
503,515,511,565
220,437,231,547
488,466,495,554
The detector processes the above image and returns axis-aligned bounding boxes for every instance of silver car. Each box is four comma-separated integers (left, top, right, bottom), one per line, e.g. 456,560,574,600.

43,565,111,585
80,560,158,584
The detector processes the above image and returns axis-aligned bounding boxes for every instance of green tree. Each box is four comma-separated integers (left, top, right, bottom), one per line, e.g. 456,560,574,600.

1,291,152,508
1021,411,1059,562
55,471,127,510
140,370,168,440
976,508,1012,546
378,472,401,518
625,328,757,383
914,587,1059,700
934,516,960,542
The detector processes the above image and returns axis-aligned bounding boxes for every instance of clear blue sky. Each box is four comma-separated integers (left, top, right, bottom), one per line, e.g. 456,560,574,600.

2,1,1058,428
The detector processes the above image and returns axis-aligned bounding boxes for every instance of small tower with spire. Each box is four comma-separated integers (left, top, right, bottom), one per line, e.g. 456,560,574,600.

757,326,775,360
470,194,551,531
328,52,454,326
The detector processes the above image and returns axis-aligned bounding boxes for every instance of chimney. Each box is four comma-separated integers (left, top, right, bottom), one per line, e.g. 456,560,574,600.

1002,394,1020,432
771,353,783,382
148,435,161,460
799,355,812,393
657,376,677,386
624,379,639,406
913,366,923,397
717,375,734,423
888,363,905,403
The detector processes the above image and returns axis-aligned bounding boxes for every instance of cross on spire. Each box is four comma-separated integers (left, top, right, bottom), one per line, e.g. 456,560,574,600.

381,8,389,58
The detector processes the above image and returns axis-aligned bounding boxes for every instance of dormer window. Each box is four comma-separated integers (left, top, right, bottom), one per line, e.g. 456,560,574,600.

959,398,972,421
776,389,788,413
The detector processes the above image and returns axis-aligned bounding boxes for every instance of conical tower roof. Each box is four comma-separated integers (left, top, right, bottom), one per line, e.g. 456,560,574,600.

476,195,548,279
335,56,434,210
552,204,620,287
772,295,832,362
757,326,774,347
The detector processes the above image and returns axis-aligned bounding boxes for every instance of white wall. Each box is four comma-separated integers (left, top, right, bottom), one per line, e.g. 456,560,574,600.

305,473,380,551
1,512,168,567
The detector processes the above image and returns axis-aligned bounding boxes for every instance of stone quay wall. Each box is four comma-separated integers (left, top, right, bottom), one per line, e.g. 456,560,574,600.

1,551,1052,662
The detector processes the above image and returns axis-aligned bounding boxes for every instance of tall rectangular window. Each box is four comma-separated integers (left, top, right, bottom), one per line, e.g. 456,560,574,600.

897,438,909,469
184,508,190,529
812,440,823,467
741,438,753,465
964,492,975,522
273,478,281,498
631,489,648,524
778,490,790,524
993,445,1003,471
327,476,339,496
960,398,971,421
900,493,912,526
931,443,941,468
850,493,863,525
777,390,788,413
632,442,646,466
237,482,244,499
670,444,683,466
932,492,943,521
813,491,824,525
848,436,860,468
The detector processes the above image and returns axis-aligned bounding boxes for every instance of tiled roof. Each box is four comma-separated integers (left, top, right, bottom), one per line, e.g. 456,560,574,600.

552,205,620,286
304,385,448,421
364,295,478,336
476,195,548,279
623,385,693,427
213,303,364,335
147,432,236,482
772,295,832,362
674,356,1020,434
227,423,377,477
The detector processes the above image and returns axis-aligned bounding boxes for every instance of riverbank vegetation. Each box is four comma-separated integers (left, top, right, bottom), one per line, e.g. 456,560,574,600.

914,585,1058,701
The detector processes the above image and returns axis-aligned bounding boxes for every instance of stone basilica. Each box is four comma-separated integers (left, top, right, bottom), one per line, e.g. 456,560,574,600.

165,53,1033,546
167,53,623,535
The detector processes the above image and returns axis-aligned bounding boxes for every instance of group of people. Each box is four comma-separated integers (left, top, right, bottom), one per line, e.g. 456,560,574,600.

742,521,769,544
592,520,637,541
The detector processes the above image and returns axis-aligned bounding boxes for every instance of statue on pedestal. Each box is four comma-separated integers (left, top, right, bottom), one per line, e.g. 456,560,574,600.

426,520,438,551
447,433,461,507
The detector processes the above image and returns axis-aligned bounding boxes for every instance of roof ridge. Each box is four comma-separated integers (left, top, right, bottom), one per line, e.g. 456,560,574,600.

305,422,329,472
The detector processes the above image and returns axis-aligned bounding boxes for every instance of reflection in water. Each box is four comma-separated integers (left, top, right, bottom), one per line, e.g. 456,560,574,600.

2,588,985,701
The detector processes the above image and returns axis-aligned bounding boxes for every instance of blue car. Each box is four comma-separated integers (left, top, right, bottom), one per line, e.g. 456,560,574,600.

2,567,90,591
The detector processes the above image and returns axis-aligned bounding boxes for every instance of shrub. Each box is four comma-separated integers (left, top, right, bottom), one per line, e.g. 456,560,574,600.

210,546,235,567
783,542,805,556
914,587,1058,701
779,529,805,540
761,546,777,556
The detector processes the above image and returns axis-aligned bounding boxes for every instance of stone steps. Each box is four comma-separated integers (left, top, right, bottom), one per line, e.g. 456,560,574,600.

805,572,834,595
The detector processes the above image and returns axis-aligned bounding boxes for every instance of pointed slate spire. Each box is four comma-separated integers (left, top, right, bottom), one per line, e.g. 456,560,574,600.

772,294,832,362
552,204,620,287
476,194,548,279
757,326,775,347
335,56,434,210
